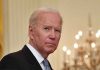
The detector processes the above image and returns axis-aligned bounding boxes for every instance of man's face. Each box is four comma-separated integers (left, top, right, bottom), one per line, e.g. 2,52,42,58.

30,12,62,57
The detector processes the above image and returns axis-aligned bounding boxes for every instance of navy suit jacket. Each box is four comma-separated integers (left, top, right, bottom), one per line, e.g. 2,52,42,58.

0,45,53,70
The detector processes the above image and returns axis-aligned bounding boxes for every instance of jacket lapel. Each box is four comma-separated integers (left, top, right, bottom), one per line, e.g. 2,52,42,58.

21,45,42,70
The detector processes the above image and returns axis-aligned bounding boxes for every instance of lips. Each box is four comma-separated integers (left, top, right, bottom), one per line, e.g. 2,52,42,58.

46,42,56,47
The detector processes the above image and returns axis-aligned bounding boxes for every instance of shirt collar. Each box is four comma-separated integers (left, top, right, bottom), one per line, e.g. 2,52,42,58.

26,43,44,64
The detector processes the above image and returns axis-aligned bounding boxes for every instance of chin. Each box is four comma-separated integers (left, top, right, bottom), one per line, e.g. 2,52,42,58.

47,48,56,54
45,45,57,53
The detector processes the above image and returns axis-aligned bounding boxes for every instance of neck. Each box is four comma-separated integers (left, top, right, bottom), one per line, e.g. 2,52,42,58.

29,40,49,58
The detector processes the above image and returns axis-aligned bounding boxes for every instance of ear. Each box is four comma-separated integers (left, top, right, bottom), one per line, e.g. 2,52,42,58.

28,25,34,39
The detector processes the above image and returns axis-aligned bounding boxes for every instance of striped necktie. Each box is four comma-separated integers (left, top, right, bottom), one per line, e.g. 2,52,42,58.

43,59,51,70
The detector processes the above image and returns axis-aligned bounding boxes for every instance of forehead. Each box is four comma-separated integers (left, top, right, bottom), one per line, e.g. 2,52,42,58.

36,14,62,30
37,12,62,23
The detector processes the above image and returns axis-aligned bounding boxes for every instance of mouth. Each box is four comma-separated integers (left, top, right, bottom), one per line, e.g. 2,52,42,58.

45,42,57,53
46,42,57,47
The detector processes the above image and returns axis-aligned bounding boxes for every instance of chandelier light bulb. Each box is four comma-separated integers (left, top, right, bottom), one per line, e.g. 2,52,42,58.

74,43,78,48
97,29,100,33
67,49,71,55
96,33,99,38
78,30,83,36
96,30,100,38
91,42,96,48
75,34,80,40
62,46,67,52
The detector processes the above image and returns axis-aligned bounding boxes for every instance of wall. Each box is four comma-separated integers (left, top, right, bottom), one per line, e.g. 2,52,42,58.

3,0,100,70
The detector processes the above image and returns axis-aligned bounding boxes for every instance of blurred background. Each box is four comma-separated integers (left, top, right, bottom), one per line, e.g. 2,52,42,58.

0,0,100,70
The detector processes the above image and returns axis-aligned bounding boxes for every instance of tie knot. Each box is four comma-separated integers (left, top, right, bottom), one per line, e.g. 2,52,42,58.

43,59,49,66
43,59,51,70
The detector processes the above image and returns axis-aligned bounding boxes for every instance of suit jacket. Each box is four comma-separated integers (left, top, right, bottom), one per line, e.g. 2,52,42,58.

0,45,53,70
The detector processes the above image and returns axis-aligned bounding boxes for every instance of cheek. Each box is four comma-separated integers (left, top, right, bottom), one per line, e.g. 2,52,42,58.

36,33,46,44
55,35,61,45
56,34,61,41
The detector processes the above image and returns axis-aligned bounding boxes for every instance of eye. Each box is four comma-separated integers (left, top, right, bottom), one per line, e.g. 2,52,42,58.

44,27,49,30
55,29,61,33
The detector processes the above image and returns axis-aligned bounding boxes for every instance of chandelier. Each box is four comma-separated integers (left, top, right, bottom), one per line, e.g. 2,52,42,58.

62,15,100,70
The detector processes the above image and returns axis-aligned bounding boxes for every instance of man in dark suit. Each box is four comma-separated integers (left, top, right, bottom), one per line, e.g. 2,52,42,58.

0,7,63,70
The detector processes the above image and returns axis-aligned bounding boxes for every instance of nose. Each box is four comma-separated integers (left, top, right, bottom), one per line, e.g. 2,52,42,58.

49,30,56,40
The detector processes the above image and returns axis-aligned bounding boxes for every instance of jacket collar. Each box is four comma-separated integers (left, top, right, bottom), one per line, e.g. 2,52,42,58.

21,45,43,70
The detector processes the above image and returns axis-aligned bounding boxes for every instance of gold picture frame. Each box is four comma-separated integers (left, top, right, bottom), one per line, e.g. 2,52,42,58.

0,0,3,59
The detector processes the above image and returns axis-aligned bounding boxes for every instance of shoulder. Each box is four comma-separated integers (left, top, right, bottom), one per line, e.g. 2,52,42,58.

0,45,30,64
1,45,28,61
0,50,23,69
0,50,22,63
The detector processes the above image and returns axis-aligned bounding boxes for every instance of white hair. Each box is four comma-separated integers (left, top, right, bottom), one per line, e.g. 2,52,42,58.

29,7,62,26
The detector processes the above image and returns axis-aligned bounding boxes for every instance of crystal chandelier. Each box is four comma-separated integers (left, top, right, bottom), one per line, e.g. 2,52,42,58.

62,15,100,70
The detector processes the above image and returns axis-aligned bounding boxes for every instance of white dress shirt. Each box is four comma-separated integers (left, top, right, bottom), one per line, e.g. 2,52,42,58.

26,43,45,70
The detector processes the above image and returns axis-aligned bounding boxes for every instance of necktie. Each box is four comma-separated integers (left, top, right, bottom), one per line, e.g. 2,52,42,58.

43,59,51,70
